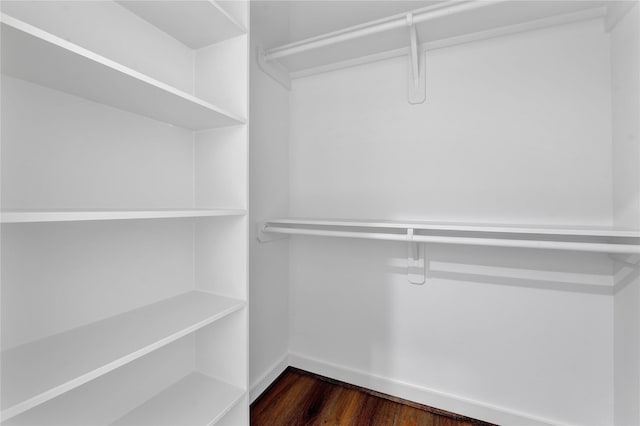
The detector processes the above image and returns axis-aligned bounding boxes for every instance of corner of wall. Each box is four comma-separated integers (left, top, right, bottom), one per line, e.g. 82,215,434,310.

610,3,640,425
248,0,292,399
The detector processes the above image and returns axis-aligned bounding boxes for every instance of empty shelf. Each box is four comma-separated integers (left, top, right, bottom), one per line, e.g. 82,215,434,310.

1,209,247,223
263,1,607,77
0,14,244,130
117,0,246,49
112,373,244,426
1,291,245,421
260,218,640,254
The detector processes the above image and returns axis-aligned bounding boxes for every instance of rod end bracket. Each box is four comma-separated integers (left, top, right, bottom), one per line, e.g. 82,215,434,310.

257,221,289,243
258,45,292,90
407,22,426,104
407,229,426,284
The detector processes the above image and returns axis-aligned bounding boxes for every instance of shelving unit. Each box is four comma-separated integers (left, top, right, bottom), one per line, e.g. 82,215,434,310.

1,0,248,425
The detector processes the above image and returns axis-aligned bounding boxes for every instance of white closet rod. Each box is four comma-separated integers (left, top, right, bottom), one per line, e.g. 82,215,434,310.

263,226,640,254
264,0,503,61
266,227,406,242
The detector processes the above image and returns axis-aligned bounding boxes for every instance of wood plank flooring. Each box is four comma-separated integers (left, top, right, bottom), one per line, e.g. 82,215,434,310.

251,367,495,426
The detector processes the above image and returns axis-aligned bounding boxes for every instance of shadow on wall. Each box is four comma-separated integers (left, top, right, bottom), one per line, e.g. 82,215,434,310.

386,244,623,295
612,255,640,294
288,236,616,424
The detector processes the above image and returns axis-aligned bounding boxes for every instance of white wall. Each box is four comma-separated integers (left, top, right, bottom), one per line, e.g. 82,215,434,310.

611,3,640,425
249,0,291,401
288,19,615,425
1,77,193,210
290,19,612,225
615,261,640,426
612,2,640,230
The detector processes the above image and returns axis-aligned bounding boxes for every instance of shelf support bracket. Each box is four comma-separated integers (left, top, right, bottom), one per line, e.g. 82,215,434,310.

257,221,289,243
407,228,426,284
257,44,291,90
406,14,426,104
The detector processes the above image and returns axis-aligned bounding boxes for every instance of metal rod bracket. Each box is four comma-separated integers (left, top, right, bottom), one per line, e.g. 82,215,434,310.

257,222,289,243
406,15,426,104
257,45,291,90
407,228,426,284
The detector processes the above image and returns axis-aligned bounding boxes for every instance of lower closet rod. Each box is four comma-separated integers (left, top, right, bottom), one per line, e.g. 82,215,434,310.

263,226,640,254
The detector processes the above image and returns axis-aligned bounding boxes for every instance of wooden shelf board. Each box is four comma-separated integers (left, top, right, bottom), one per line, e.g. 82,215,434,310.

1,291,245,421
117,0,246,49
1,209,246,223
0,14,244,130
112,373,245,426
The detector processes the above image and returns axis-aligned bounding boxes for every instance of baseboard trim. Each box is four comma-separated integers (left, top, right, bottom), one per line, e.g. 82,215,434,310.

249,354,289,403
289,352,570,426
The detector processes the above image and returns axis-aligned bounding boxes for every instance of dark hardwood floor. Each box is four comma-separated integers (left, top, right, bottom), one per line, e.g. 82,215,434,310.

251,367,495,426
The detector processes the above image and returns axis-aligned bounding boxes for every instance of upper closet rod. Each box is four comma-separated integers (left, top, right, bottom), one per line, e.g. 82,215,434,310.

263,0,503,61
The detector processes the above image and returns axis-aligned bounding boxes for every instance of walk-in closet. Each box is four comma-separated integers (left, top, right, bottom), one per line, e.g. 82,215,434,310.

1,1,639,425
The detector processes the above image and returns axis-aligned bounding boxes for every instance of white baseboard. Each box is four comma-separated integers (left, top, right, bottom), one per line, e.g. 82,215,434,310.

249,354,289,403
289,352,570,426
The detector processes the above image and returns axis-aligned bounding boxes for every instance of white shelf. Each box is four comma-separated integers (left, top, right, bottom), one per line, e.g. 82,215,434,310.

0,291,245,421
260,218,640,254
1,209,247,224
112,373,244,426
0,14,244,130
262,1,607,77
117,0,246,49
